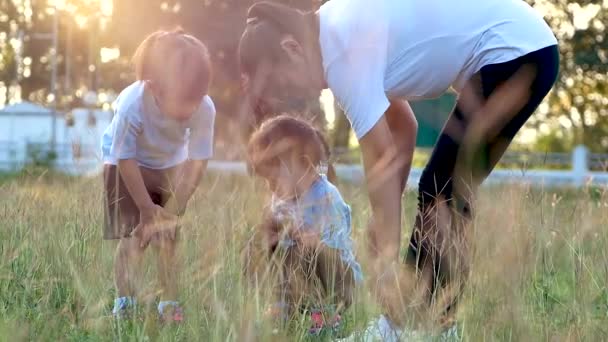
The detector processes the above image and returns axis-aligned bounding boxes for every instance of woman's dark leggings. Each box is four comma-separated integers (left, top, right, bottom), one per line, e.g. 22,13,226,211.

406,45,560,309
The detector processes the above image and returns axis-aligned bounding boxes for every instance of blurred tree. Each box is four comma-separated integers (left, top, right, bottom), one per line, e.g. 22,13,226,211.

331,100,351,155
3,0,606,155
0,0,115,108
110,0,321,159
0,1,18,88
0,0,36,103
528,0,608,152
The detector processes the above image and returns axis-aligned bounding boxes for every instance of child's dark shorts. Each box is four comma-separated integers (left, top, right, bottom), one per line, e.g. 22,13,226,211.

103,163,182,240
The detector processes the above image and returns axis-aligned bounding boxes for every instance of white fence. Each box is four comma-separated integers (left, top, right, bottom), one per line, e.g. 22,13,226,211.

196,146,608,188
209,146,608,188
1,142,607,188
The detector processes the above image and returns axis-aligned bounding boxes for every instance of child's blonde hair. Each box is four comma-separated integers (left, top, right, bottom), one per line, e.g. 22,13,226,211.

132,28,212,101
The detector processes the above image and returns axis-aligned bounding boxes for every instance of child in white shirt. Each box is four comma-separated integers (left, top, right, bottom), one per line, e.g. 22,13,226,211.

101,28,215,323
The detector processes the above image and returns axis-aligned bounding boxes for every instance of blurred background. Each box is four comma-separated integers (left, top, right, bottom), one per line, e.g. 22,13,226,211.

0,0,606,179
1,3,607,340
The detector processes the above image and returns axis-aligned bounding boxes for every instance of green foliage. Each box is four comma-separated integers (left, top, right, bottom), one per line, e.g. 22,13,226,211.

25,143,57,169
534,129,576,153
527,0,608,152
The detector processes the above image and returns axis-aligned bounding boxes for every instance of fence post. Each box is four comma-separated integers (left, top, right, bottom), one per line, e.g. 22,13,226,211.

572,145,588,186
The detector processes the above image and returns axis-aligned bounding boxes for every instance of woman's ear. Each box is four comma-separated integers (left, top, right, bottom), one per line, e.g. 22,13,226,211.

280,36,304,61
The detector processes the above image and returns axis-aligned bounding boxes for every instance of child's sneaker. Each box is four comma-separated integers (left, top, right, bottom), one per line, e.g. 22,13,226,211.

112,297,136,319
308,308,342,335
338,314,408,342
439,324,460,341
309,310,325,335
158,301,184,324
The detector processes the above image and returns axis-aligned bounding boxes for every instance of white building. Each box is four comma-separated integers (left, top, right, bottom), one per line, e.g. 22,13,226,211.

0,102,112,175
65,108,113,175
0,102,68,171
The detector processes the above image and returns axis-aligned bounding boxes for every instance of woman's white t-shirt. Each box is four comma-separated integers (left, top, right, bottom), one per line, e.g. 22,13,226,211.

319,0,558,139
101,81,216,169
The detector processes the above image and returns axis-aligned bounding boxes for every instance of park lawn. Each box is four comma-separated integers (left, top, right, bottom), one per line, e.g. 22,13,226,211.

1,171,607,341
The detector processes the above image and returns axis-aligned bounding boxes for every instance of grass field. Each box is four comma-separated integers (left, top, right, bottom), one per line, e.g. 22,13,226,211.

1,170,608,341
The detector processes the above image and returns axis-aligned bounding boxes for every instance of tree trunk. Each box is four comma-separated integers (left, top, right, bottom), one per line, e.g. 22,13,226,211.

332,101,351,155
580,110,589,148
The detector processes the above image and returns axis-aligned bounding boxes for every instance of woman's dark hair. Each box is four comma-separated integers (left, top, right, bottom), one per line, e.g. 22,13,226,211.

238,2,321,146
238,1,317,80
247,114,329,178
